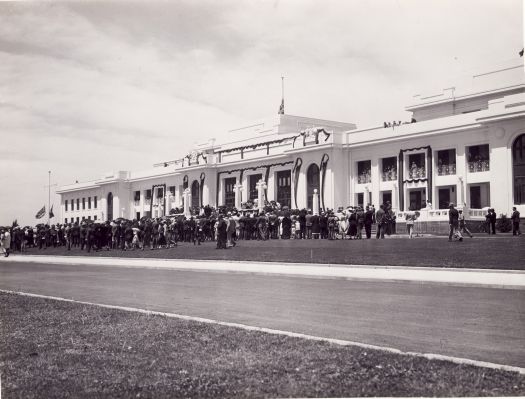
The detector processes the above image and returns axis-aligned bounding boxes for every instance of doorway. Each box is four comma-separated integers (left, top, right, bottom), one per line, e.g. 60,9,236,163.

380,191,392,207
408,189,425,210
469,183,490,209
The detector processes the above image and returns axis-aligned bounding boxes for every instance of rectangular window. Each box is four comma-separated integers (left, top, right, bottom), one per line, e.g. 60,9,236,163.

145,189,152,199
65,200,68,212
357,160,371,184
82,198,85,210
94,215,97,221
169,186,176,196
157,187,164,198
64,218,67,224
94,196,97,209
76,217,79,223
381,157,397,181
82,216,85,221
224,177,236,207
437,149,456,176
134,190,141,206
467,144,490,172
249,174,263,200
77,198,80,210
88,216,91,220
88,196,91,209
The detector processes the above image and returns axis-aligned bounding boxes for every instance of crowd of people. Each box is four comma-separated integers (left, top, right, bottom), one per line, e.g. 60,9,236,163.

0,202,520,257
383,118,416,128
0,203,401,256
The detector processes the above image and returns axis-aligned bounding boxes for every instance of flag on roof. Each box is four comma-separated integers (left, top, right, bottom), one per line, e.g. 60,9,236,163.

35,205,46,219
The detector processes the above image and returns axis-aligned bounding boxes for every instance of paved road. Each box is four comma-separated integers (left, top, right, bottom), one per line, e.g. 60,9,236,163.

1,261,524,367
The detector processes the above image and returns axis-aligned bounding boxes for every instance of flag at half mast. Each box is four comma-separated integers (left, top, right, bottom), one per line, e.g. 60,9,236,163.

35,205,46,219
278,98,284,115
49,205,55,219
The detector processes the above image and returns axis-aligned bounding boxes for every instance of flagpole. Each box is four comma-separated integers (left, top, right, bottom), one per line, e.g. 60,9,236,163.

281,75,284,103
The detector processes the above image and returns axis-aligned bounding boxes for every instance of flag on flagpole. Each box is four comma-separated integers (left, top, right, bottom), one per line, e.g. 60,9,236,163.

278,98,284,115
520,48,524,57
35,205,46,219
49,205,55,219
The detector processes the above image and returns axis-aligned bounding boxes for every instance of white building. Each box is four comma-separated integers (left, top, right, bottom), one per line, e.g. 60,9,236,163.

57,60,525,232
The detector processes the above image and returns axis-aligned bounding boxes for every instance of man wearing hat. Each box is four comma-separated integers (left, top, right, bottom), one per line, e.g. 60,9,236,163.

448,203,463,242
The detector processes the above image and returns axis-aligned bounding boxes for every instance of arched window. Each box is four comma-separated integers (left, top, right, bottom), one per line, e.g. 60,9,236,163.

513,134,525,204
306,163,320,210
107,192,113,221
191,180,200,208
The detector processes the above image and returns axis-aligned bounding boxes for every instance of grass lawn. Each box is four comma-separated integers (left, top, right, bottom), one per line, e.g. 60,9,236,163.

1,292,524,398
19,234,525,269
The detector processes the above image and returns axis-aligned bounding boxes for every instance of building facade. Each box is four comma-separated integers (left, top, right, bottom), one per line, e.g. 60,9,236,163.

57,61,525,230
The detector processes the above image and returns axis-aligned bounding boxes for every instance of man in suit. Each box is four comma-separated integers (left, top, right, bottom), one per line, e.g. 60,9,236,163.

375,205,386,239
364,206,374,239
488,208,497,235
305,210,313,239
298,209,307,239
511,207,521,236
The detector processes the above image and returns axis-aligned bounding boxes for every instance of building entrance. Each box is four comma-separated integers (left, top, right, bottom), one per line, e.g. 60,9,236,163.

276,170,291,208
469,183,490,209
380,191,392,206
408,189,425,210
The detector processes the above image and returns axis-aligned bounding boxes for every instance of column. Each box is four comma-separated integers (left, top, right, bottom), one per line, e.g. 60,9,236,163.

312,189,319,215
256,179,267,213
165,192,171,216
392,183,398,212
234,183,243,209
457,176,464,210
183,188,191,217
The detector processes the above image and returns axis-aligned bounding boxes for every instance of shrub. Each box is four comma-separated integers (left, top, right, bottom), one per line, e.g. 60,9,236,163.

497,214,512,233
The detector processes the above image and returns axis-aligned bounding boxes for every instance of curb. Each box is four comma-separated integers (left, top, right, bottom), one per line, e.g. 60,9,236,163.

3,254,525,289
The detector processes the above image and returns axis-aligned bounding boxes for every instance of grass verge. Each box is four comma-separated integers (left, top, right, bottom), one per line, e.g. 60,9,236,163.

17,234,525,269
1,292,524,398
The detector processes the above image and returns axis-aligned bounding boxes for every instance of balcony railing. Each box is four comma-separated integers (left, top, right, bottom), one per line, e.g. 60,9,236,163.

357,172,371,184
437,163,456,176
468,160,490,173
381,169,397,181
408,167,426,179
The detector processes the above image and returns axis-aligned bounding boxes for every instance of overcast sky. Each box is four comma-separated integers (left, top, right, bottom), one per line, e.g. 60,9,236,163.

0,0,522,226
